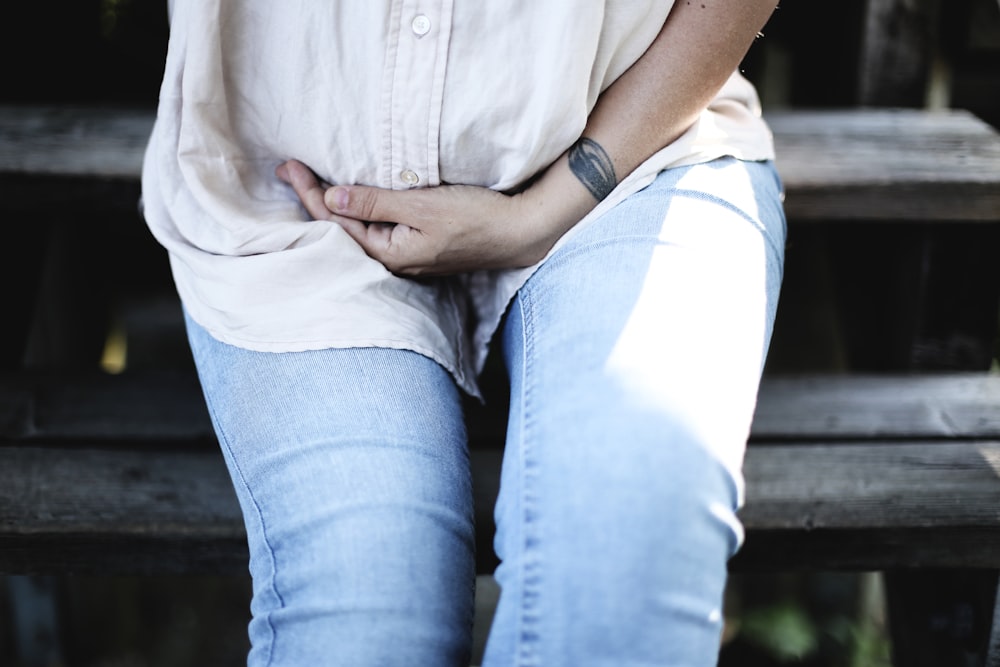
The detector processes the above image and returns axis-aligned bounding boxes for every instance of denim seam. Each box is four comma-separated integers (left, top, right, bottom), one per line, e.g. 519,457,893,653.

514,291,543,667
205,400,284,667
670,187,787,260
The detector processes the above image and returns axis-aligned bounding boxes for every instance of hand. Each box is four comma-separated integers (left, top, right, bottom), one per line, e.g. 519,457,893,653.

277,160,553,276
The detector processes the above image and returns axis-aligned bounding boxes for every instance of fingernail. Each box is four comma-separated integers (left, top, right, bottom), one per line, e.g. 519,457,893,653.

331,186,349,211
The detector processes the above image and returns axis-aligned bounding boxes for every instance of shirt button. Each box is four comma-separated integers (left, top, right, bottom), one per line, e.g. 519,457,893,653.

411,15,431,37
400,169,420,186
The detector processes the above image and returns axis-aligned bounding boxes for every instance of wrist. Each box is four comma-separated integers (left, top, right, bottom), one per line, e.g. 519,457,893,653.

513,153,600,264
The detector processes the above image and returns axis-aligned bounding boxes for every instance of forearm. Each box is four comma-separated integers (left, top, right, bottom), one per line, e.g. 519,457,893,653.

521,0,779,258
286,0,780,275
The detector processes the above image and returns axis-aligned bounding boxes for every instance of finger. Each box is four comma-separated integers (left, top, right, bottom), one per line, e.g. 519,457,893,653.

333,217,400,260
326,184,429,230
330,216,370,248
277,160,333,220
332,218,432,276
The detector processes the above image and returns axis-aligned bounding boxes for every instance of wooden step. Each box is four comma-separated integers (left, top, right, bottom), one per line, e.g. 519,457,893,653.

2,371,999,574
3,106,1000,222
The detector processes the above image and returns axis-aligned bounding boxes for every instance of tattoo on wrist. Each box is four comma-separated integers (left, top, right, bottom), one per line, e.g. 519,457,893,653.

568,137,617,201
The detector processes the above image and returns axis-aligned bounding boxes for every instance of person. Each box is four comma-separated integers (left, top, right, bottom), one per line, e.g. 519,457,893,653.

141,1,786,665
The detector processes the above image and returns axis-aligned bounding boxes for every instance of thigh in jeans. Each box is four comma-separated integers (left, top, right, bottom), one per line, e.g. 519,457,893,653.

485,158,786,667
185,317,476,667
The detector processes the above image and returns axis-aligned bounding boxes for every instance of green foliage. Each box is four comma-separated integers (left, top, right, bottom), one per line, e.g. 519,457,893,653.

731,603,894,666
739,602,819,661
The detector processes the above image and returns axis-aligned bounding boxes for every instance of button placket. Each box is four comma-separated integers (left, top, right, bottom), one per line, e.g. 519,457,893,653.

386,0,452,189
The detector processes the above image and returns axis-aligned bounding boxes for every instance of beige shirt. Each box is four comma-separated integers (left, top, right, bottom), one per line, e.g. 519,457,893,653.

142,0,774,397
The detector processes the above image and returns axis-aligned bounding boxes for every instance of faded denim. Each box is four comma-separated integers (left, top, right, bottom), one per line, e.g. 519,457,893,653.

185,156,786,667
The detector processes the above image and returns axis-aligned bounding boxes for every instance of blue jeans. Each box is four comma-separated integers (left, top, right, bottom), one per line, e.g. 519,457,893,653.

185,157,786,666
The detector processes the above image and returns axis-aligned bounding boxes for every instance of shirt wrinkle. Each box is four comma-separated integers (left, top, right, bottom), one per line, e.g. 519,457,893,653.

141,0,774,398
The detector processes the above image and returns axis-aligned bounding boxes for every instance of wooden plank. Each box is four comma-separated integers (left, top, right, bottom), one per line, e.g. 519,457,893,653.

767,109,1000,221
752,373,1000,440
3,106,1000,222
740,441,1000,530
0,447,241,536
0,371,214,443
734,439,1000,570
0,106,151,179
0,106,148,213
3,372,1000,573
0,447,246,574
5,371,1000,443
0,535,249,576
2,441,999,574
856,0,936,106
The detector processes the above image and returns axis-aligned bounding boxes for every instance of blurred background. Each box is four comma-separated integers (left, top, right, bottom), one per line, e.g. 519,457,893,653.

1,0,999,665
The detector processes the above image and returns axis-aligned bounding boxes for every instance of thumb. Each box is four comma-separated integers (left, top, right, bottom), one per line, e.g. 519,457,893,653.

326,185,409,225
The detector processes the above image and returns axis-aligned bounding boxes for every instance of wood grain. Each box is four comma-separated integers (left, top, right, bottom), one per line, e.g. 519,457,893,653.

767,109,1000,221
5,371,1000,443
0,106,151,179
2,106,999,222
752,373,1000,440
2,372,1000,573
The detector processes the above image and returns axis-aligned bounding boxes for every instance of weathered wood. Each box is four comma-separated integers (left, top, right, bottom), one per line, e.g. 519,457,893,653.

5,371,1000,444
737,440,1000,570
0,447,240,534
0,106,148,214
0,370,213,443
2,439,999,574
0,447,245,574
857,0,938,106
2,373,1000,574
741,441,1000,531
0,106,151,179
4,106,1000,222
767,109,1000,222
752,373,1000,440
